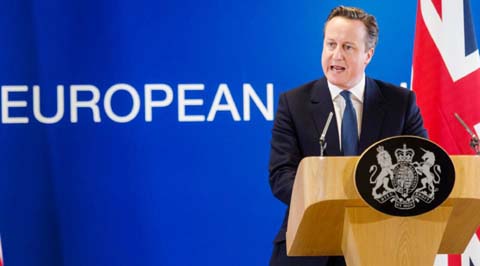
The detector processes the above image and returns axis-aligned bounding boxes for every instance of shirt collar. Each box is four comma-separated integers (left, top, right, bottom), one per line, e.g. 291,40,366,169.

328,74,365,103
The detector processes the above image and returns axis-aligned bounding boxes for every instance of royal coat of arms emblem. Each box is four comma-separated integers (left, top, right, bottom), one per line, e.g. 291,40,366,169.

355,136,454,216
370,144,442,209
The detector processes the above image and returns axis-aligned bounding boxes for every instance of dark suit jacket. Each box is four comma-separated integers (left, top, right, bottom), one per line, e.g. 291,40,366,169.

269,77,428,244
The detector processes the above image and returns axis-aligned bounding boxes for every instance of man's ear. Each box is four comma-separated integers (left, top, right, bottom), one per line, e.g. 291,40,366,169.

365,47,375,65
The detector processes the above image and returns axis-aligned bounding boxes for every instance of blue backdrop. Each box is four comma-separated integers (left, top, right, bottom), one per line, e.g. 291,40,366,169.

1,1,479,265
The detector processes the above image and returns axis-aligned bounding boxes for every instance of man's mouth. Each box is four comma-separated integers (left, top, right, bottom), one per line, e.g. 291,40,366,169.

330,65,346,71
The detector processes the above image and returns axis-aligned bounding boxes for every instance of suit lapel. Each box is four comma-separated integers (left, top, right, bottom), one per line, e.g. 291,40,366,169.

359,77,386,153
309,78,342,156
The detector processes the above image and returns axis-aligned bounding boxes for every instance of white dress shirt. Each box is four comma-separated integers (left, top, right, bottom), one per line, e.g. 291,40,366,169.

327,74,365,150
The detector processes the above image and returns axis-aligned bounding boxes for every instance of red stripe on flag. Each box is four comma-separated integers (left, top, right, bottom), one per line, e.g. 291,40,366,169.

448,254,461,266
432,0,442,19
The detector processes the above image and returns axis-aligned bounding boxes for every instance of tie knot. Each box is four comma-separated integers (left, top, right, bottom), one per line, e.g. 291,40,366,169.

340,90,352,101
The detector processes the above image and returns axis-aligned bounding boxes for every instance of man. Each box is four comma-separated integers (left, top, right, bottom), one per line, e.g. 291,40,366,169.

268,6,427,266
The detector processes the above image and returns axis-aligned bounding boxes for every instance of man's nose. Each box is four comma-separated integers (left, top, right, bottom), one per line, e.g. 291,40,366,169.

332,46,343,59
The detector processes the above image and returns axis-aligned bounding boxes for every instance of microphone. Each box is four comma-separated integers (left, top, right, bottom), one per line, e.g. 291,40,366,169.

454,113,480,155
319,112,334,157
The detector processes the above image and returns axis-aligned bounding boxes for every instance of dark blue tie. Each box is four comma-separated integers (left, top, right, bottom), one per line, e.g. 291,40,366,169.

340,91,358,155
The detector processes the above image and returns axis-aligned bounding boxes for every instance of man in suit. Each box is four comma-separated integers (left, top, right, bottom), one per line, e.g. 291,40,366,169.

268,6,427,266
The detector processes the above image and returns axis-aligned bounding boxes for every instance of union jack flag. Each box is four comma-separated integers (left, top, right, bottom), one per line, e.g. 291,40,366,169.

412,0,480,265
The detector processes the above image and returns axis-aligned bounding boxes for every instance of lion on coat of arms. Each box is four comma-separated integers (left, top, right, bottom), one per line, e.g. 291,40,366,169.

369,146,396,198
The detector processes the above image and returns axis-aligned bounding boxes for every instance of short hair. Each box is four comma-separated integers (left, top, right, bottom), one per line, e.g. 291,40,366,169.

324,6,379,50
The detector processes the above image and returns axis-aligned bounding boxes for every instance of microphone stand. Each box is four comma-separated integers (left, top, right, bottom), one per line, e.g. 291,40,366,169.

319,112,333,157
472,137,480,155
454,113,480,155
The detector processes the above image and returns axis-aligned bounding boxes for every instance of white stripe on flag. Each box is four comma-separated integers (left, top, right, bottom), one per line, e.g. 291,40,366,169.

434,254,448,266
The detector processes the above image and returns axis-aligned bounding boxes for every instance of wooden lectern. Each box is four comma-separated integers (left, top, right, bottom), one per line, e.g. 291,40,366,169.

286,155,480,266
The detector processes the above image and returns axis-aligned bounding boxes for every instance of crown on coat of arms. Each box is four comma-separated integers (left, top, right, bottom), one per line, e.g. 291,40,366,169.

395,144,415,163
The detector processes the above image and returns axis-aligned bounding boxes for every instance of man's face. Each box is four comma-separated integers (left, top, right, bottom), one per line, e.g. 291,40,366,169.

322,16,374,90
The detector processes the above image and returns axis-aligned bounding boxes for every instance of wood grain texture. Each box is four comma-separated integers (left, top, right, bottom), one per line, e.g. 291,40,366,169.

343,207,451,266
